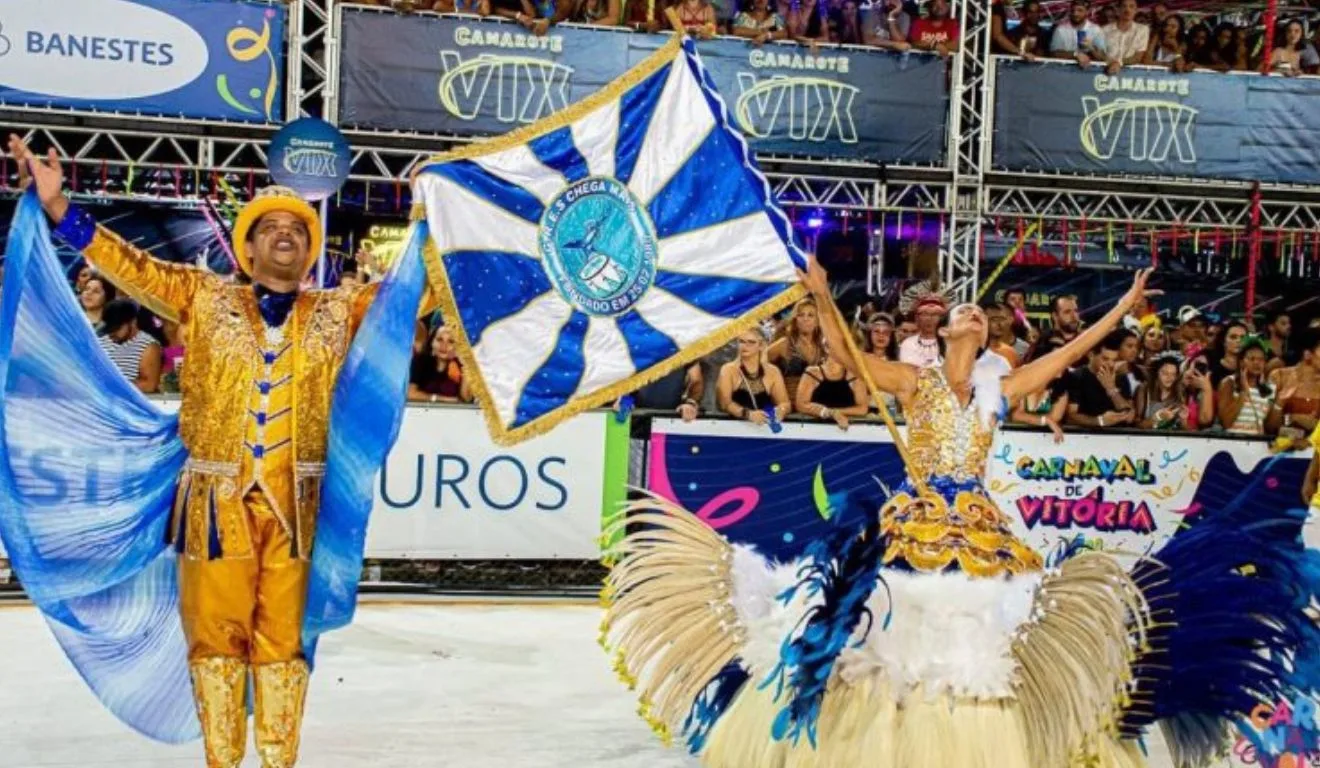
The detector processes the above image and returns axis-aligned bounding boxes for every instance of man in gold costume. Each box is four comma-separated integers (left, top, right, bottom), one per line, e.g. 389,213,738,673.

7,135,413,767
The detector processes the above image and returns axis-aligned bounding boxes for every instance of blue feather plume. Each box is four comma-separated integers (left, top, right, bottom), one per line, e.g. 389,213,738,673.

758,491,888,748
1120,467,1320,750
681,661,750,754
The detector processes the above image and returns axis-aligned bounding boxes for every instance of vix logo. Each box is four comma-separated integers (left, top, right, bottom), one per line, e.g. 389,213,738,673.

437,51,574,125
281,148,339,179
733,73,858,144
1079,96,1198,164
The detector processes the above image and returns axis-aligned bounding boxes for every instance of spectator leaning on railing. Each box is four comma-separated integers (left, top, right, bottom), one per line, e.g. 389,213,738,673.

718,328,792,426
732,0,788,43
1218,335,1285,436
1145,13,1186,70
992,0,1047,59
1102,0,1149,67
1064,329,1136,430
861,0,912,50
1135,353,1190,430
632,362,705,422
1050,0,1117,72
97,299,163,395
909,0,958,57
795,344,869,430
1270,330,1320,437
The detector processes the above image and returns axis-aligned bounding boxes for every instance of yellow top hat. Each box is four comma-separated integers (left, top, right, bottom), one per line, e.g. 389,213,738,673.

232,186,323,277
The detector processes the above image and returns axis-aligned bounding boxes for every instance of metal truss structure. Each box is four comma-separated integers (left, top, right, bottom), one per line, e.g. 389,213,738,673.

985,177,1320,234
945,0,993,301
4,0,1320,298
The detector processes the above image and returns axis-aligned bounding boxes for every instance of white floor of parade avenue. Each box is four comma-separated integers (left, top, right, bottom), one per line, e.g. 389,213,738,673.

0,599,695,768
0,597,1202,768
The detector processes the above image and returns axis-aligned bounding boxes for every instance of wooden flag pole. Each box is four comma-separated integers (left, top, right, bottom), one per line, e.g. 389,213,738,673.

816,289,926,495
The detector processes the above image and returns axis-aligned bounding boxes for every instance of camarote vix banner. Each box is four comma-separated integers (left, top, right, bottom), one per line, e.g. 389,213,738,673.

993,59,1320,184
0,0,285,122
337,9,947,164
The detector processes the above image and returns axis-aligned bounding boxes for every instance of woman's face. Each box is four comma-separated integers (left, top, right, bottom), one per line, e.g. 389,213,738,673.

794,303,818,335
897,320,918,344
1216,27,1233,47
1191,27,1208,47
80,280,107,311
1143,326,1165,352
1157,362,1179,389
869,321,893,352
1287,21,1304,45
431,327,455,359
944,303,987,347
1243,348,1267,376
1162,16,1180,40
1119,334,1139,362
1225,325,1246,355
737,332,764,360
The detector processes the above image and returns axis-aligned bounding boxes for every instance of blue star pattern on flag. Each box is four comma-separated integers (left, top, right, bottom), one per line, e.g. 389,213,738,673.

413,35,807,445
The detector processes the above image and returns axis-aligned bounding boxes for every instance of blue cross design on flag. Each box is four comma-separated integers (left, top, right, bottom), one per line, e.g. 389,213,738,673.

413,35,807,444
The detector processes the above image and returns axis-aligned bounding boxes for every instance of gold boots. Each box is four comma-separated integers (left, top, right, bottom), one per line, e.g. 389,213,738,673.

253,659,311,768
189,657,248,768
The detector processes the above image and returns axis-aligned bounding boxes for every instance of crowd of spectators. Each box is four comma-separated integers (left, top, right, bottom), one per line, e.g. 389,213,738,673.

999,297,1320,442
355,0,962,52
354,0,1320,77
601,288,1320,446
75,250,1317,446
993,0,1320,75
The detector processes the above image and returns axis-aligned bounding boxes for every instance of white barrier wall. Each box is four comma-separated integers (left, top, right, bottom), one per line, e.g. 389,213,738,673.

367,407,610,559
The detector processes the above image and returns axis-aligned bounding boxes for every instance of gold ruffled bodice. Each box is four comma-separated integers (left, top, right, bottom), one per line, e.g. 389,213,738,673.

906,366,995,483
880,367,1042,577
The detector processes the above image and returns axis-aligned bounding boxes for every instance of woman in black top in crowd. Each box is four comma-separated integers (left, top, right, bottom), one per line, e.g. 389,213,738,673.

768,297,825,403
795,345,869,430
719,328,792,427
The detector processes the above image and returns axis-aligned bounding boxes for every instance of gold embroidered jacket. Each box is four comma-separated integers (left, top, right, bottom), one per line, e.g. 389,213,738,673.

83,226,411,560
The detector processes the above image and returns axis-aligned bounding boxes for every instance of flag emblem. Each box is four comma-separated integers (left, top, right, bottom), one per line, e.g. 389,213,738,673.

414,35,806,444
540,176,658,316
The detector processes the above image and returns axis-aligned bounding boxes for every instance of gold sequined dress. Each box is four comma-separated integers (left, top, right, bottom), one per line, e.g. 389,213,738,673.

602,367,1152,768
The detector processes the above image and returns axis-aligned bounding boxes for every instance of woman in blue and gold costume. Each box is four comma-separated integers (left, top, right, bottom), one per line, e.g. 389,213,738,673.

603,261,1320,768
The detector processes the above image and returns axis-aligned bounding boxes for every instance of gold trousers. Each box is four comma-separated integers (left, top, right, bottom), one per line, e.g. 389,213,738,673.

181,490,311,767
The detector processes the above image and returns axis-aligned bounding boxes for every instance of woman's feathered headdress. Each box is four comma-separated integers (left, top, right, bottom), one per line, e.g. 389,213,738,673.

898,279,957,316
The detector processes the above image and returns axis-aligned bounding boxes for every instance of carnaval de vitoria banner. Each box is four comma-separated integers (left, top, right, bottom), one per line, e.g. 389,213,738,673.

646,416,1314,565
992,58,1320,184
0,0,285,122
337,9,947,164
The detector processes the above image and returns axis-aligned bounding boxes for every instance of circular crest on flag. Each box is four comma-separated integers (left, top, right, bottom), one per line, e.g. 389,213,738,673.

539,176,657,317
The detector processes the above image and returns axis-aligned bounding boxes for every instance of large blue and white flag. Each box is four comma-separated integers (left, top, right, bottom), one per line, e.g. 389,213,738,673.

413,35,807,445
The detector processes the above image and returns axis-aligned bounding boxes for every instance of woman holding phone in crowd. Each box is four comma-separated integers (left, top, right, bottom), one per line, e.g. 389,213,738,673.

1218,336,1288,435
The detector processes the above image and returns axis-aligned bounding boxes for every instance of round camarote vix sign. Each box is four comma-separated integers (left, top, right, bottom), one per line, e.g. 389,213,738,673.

539,176,657,317
267,117,351,202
